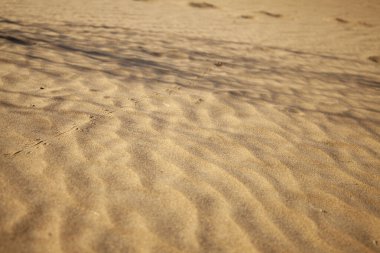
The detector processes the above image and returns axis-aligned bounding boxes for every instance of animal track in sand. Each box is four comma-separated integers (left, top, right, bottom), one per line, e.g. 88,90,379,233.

3,59,222,157
187,64,216,87
335,18,349,24
334,18,374,27
259,11,282,18
195,98,204,105
214,61,224,67
125,86,182,108
3,126,78,157
3,107,118,157
165,86,181,95
240,15,254,20
368,56,379,63
189,2,216,9
358,21,374,27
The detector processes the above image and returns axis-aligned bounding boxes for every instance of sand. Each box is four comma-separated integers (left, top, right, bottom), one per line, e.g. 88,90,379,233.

0,0,380,252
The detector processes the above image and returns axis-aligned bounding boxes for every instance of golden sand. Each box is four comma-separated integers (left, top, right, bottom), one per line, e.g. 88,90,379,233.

0,0,380,252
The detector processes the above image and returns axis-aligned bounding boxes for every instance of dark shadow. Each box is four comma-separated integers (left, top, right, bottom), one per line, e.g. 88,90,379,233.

0,15,379,128
0,35,34,46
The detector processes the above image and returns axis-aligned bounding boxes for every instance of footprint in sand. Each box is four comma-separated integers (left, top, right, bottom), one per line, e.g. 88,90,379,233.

104,109,113,114
165,88,176,95
368,56,379,63
335,18,349,24
240,15,254,19
335,18,374,27
7,138,50,157
214,61,224,67
259,11,282,18
129,98,139,106
165,86,181,95
358,21,374,27
195,98,204,105
189,2,216,9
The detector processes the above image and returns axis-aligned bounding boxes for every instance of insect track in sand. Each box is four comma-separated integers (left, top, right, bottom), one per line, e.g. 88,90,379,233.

3,114,104,157
119,60,223,108
3,61,224,158
4,125,78,157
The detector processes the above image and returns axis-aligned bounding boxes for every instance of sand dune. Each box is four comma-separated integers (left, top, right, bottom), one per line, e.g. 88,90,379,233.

0,0,380,252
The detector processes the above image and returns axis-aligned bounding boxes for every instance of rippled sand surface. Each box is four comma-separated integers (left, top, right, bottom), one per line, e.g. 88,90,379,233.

1,0,380,252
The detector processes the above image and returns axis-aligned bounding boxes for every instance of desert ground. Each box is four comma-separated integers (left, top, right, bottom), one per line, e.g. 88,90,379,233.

0,0,380,252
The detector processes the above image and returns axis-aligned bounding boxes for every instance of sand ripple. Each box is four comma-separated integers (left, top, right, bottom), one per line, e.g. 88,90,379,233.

1,1,380,252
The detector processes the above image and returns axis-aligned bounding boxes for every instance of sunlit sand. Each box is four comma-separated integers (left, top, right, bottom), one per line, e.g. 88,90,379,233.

1,0,380,252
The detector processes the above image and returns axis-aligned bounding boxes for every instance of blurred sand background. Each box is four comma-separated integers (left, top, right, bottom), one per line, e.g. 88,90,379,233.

0,0,380,252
